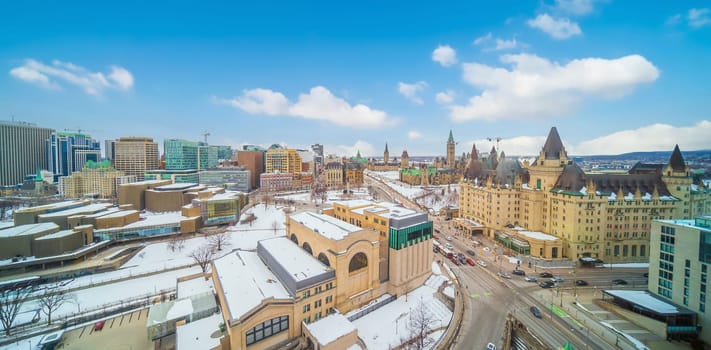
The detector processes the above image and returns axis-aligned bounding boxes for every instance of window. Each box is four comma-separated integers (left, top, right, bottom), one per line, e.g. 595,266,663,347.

315,300,322,308
349,252,368,272
325,295,333,303
302,304,310,313
246,316,289,346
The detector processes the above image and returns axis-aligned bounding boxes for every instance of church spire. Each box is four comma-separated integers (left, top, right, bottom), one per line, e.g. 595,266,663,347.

447,130,454,144
667,144,686,172
541,127,566,160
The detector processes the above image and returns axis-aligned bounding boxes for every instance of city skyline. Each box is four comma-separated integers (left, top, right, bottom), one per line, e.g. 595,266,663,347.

2,1,711,157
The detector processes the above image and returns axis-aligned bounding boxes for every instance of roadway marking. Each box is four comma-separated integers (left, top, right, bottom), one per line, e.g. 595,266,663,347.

484,291,493,296
470,294,480,299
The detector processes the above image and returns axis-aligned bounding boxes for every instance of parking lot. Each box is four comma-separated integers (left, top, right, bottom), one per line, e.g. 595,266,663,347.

56,308,154,350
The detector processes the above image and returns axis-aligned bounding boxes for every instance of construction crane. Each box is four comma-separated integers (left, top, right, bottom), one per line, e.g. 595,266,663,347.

487,137,502,151
202,131,210,144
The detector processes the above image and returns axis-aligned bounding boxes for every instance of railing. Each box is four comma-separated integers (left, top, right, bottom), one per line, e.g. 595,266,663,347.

346,294,397,322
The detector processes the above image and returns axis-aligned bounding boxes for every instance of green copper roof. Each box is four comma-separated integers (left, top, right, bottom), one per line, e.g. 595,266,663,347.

447,130,454,143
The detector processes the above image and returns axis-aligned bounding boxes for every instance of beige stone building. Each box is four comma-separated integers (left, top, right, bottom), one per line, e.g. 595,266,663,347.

265,148,302,176
113,137,160,181
459,127,711,263
59,161,136,199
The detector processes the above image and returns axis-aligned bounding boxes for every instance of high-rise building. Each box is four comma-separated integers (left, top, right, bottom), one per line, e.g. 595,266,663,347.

0,120,54,186
265,148,302,175
113,137,160,181
59,160,136,198
649,217,709,342
46,131,101,181
215,145,233,160
164,139,218,171
459,126,711,262
236,150,265,189
311,143,324,176
104,139,115,160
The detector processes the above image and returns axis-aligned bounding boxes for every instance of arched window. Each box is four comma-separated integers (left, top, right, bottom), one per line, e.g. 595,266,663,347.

317,253,330,267
290,234,299,245
349,252,368,272
303,242,313,255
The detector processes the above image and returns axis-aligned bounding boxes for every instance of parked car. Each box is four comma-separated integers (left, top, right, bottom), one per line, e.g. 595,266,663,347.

550,276,565,283
575,280,588,286
612,279,628,285
539,272,553,278
477,260,488,267
466,249,476,257
486,343,497,350
539,281,555,288
530,306,542,318
444,243,453,250
512,269,525,276
93,321,105,331
450,257,460,266
466,258,476,266
524,276,538,282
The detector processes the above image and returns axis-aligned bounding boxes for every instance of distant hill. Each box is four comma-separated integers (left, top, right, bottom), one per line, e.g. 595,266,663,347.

574,150,711,163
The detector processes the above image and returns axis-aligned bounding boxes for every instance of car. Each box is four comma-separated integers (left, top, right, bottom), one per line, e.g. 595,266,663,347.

444,243,453,250
612,279,628,285
539,281,555,288
486,343,497,350
530,306,542,318
539,272,553,278
483,247,490,252
477,260,488,267
575,279,589,286
466,249,476,257
93,321,105,331
550,276,565,283
512,269,525,276
466,258,475,266
497,272,512,279
446,236,453,241
524,276,538,282
450,257,460,266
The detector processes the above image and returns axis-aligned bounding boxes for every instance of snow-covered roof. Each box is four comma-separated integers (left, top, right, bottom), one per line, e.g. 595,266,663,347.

213,250,291,321
258,238,334,294
166,299,194,320
0,221,14,230
332,199,376,208
100,209,138,219
34,229,78,240
305,313,356,346
95,212,185,232
82,207,121,218
603,290,694,315
37,203,112,218
0,222,59,238
454,218,484,227
177,275,215,299
657,218,711,232
206,191,243,201
154,183,200,191
290,212,362,240
515,230,558,241
176,313,223,350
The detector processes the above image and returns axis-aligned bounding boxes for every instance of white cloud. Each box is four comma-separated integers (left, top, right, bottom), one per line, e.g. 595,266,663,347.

397,81,427,105
9,59,134,95
218,86,397,129
554,0,595,16
688,8,711,28
451,53,659,122
435,90,455,105
573,121,711,155
666,13,682,26
474,33,521,51
432,45,458,67
326,140,376,157
473,33,493,45
408,131,423,140
528,14,582,39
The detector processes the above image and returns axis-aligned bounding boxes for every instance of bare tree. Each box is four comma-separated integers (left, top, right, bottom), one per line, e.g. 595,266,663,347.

190,245,215,273
271,220,281,234
0,279,37,336
405,299,437,350
167,233,186,252
207,231,230,251
38,280,73,325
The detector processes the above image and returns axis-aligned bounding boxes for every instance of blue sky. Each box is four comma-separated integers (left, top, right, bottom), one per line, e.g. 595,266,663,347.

2,0,710,157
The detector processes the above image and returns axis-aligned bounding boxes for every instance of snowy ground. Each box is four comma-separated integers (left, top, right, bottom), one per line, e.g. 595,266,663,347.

366,171,459,211
3,204,291,334
352,273,453,350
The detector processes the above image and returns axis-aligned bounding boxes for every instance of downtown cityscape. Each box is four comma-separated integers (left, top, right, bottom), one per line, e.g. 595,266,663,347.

2,1,711,350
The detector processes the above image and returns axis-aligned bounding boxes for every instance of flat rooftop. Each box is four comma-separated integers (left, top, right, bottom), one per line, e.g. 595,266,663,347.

290,212,362,240
305,313,355,346
34,229,78,240
176,313,223,350
515,229,558,241
94,211,185,232
153,183,200,191
603,290,695,316
259,237,333,284
213,250,291,321
177,275,215,299
37,203,112,218
14,200,85,213
100,209,139,219
0,222,59,238
332,199,376,208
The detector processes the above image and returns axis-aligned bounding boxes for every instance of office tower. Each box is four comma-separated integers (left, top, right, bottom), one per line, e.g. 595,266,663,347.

215,145,233,160
113,137,160,181
236,150,264,189
265,148,302,176
164,139,218,171
0,120,54,186
46,131,101,181
104,139,116,161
